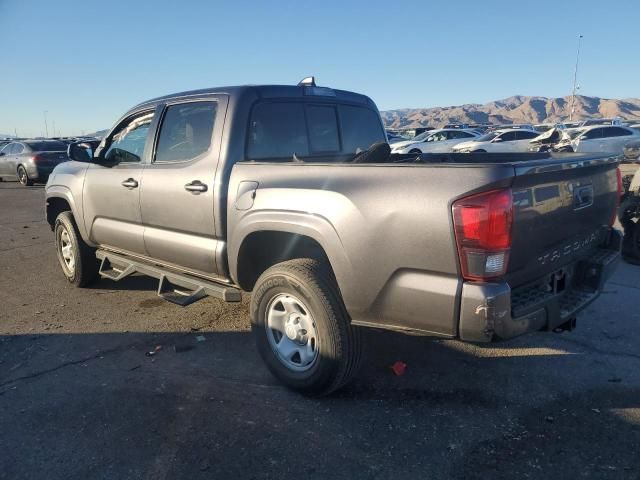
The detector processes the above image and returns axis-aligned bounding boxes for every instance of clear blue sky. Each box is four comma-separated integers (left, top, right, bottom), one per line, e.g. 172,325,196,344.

1,0,638,136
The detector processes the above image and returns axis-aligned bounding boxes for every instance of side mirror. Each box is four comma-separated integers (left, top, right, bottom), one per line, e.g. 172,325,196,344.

0,152,5,157
493,137,503,143
68,141,101,163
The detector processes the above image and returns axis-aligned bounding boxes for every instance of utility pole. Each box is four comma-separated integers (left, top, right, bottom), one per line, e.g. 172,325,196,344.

53,120,57,138
569,35,583,121
43,110,49,137
14,128,18,138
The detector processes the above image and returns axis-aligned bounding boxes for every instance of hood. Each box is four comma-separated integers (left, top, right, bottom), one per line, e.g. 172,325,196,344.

452,140,478,150
530,128,561,144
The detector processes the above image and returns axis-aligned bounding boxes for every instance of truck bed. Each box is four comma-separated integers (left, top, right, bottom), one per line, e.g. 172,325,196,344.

227,152,620,339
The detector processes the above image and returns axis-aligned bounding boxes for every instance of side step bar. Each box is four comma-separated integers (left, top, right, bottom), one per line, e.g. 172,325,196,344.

96,250,242,306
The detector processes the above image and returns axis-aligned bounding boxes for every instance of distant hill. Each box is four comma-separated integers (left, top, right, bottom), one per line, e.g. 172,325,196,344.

83,129,109,139
381,95,640,129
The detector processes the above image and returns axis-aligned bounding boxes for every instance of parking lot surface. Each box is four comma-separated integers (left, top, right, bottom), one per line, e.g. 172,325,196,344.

1,181,639,479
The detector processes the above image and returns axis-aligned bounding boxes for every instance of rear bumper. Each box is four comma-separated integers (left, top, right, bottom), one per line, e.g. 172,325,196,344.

458,230,622,342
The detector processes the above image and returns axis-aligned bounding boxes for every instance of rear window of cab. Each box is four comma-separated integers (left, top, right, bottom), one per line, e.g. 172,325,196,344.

247,102,385,160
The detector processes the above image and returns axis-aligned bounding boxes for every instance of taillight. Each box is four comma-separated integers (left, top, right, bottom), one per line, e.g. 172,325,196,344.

609,167,623,227
616,167,623,198
32,155,44,164
452,189,513,281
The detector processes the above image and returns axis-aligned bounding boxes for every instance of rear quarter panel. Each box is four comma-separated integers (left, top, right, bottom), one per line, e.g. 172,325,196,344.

227,162,514,336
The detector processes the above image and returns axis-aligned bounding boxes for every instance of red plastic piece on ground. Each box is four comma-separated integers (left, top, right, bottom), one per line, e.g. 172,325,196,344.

391,361,407,376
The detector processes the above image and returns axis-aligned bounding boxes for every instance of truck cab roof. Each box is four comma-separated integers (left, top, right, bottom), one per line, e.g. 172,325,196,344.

131,84,376,114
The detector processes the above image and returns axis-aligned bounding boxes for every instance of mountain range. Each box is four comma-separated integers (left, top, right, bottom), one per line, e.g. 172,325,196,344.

381,95,640,129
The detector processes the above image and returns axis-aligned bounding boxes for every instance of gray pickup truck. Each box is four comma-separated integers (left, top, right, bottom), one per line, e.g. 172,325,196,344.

45,79,621,395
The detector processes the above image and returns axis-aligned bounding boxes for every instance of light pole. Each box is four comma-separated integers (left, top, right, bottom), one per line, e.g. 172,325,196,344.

569,35,583,121
43,110,49,138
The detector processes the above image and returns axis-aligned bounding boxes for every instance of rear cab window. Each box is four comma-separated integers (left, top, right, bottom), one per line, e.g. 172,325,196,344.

247,101,385,161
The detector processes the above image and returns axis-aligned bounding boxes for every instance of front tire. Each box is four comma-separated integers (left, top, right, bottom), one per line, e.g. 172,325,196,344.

409,148,422,154
54,211,100,287
17,165,33,186
250,259,362,396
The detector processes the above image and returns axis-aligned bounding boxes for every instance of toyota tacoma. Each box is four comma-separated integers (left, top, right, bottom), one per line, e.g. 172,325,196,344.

45,78,622,395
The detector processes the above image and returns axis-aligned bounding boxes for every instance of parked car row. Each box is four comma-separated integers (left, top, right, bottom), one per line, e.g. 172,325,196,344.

529,125,640,155
389,122,640,156
0,139,70,186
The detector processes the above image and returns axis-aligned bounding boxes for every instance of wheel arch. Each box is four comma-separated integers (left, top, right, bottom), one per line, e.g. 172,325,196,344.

229,212,353,299
45,187,91,243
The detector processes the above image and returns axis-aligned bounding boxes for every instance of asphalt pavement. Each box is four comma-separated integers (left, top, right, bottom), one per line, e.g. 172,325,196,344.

0,181,639,479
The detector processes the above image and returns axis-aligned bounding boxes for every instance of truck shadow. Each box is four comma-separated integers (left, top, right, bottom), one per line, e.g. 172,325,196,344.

0,329,638,479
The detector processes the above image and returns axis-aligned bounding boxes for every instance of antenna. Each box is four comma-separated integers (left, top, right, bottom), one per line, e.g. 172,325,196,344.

569,35,583,121
297,76,316,87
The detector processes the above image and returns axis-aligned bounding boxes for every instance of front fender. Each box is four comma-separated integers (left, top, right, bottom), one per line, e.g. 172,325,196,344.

45,185,93,246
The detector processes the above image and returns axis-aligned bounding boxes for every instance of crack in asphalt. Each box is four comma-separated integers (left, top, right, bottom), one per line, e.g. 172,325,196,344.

0,333,192,391
0,345,127,390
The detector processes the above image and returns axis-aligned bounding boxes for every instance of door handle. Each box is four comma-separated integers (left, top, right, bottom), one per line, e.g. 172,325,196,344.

121,178,139,189
184,180,208,193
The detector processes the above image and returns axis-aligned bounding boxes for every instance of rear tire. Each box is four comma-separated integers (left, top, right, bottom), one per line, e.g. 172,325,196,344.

54,211,100,287
250,258,362,396
472,149,487,153
17,165,33,186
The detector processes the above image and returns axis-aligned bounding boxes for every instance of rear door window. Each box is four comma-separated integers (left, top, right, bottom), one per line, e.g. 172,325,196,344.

516,131,539,140
602,127,632,138
155,102,217,162
1,143,15,154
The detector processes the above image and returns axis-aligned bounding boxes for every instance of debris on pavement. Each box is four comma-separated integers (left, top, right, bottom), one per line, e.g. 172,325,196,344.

145,345,162,357
391,361,407,376
196,335,206,342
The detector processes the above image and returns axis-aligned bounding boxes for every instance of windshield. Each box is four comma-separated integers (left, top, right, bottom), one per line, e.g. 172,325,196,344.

411,131,432,142
476,131,499,142
567,129,585,140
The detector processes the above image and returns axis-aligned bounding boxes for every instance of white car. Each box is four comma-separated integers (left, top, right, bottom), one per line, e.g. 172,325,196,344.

389,128,479,154
560,125,640,154
451,129,540,153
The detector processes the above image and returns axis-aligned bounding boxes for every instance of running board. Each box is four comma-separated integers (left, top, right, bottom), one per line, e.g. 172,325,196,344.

96,250,242,305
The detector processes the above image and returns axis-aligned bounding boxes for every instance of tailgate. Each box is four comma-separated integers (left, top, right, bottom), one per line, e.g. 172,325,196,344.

507,154,619,287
